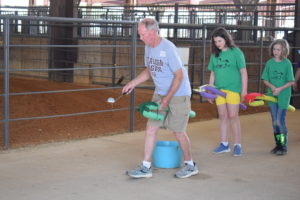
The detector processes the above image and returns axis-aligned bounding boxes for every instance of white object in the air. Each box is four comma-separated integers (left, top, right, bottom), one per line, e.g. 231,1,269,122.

107,97,116,103
107,93,126,104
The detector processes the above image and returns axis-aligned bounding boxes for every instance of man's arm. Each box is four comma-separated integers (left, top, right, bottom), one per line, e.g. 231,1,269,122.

122,68,151,94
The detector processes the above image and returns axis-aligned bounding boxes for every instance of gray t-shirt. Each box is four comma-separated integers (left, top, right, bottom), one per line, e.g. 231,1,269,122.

144,38,191,96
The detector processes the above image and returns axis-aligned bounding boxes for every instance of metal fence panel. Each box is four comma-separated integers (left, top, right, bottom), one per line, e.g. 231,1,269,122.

0,15,299,149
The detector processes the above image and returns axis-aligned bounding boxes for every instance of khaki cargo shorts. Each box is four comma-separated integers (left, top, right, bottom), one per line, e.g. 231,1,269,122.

147,94,191,133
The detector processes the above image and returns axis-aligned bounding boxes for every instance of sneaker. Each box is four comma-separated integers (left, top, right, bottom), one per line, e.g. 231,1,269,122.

126,164,152,178
233,145,242,156
270,146,280,154
213,143,230,154
175,163,199,178
276,147,287,156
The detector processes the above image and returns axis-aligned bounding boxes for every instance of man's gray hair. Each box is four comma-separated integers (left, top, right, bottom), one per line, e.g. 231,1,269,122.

139,18,159,32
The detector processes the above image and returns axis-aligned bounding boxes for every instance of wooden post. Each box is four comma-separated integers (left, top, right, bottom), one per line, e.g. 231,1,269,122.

48,0,78,82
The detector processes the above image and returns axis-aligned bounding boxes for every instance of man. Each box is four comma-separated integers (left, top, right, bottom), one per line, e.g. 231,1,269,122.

122,18,198,179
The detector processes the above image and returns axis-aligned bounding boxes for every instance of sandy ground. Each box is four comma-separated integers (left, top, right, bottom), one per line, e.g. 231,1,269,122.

0,111,299,200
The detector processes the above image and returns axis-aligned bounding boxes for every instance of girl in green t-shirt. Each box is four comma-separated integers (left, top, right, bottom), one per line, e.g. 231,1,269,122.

262,39,295,156
208,27,248,156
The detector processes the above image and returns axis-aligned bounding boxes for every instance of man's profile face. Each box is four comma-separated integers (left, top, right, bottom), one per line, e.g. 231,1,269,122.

138,24,154,46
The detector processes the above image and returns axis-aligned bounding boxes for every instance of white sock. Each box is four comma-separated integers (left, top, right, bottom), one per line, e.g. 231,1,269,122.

184,160,194,166
222,141,229,146
142,160,151,168
234,143,241,147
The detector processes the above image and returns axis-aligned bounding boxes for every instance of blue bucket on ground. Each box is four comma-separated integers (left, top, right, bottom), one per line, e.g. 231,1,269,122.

153,141,182,168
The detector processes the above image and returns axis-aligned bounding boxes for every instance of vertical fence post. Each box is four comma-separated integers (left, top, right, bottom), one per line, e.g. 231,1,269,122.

201,25,206,87
173,3,178,44
3,17,10,149
190,27,196,90
189,9,196,90
129,22,137,132
253,10,258,41
112,25,117,86
258,28,264,93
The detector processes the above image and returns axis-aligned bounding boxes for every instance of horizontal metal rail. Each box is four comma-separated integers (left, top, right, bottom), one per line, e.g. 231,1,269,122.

0,65,135,72
0,107,130,122
8,44,132,48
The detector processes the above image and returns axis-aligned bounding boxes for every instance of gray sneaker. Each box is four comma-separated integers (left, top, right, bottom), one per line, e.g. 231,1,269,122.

127,164,152,178
175,163,199,178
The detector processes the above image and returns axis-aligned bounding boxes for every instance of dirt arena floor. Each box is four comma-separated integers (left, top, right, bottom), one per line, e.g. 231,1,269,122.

0,76,268,148
0,111,299,200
